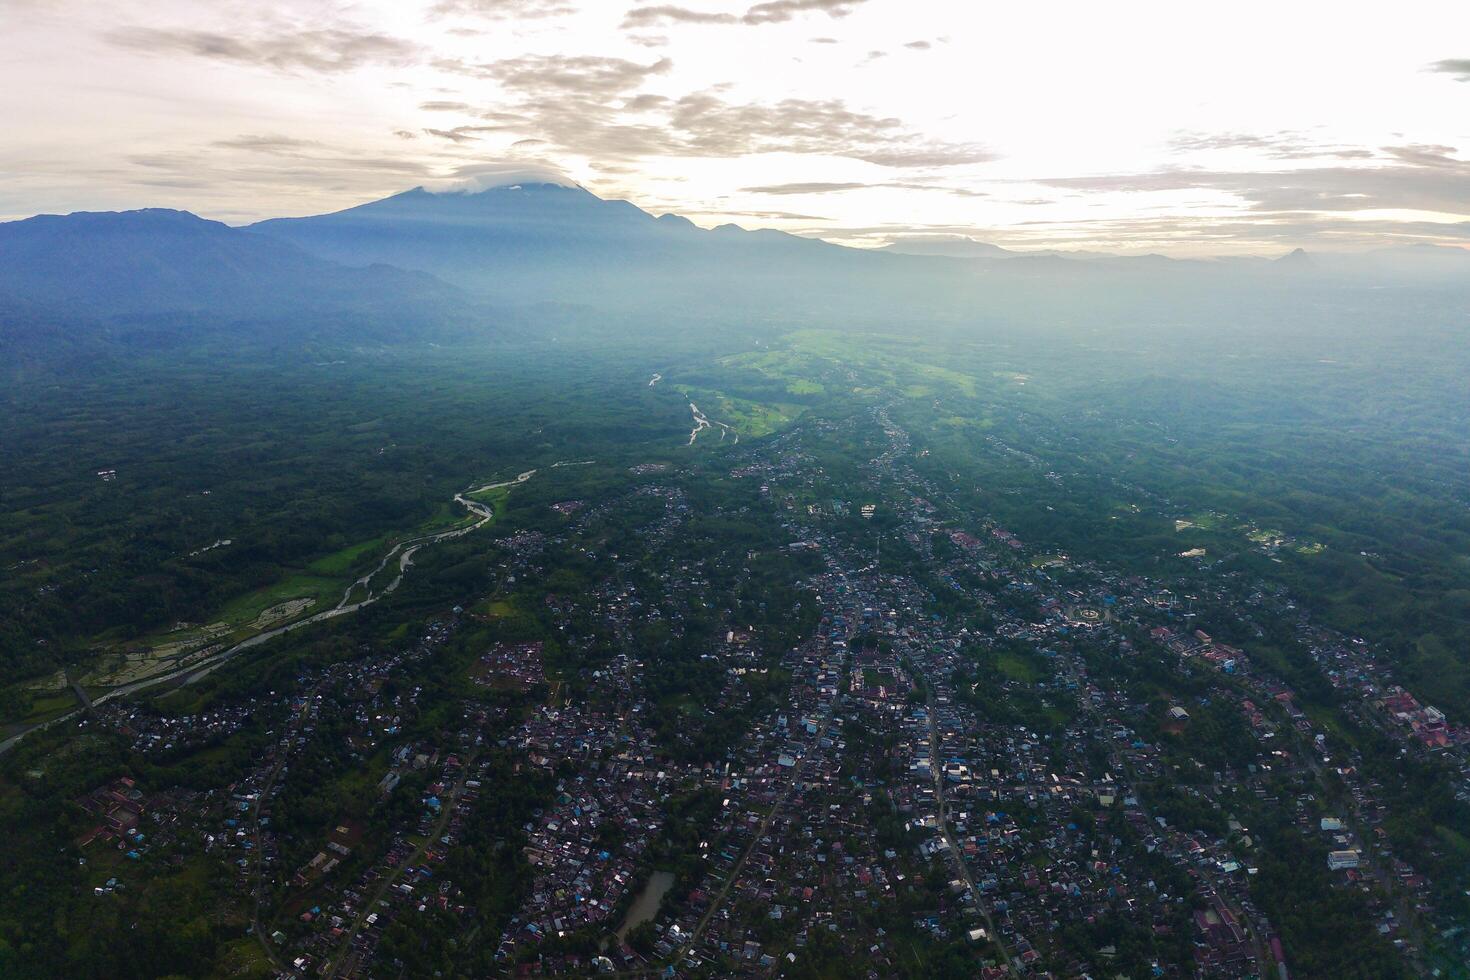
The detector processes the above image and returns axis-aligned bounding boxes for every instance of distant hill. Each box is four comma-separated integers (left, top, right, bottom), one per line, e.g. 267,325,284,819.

879,237,1014,259
4,184,1468,368
0,208,462,321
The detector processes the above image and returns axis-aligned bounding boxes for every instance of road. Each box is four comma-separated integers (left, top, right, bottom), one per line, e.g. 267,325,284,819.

1064,653,1274,978
926,690,1015,971
1293,723,1432,972
250,685,323,972
320,752,480,979
627,642,844,977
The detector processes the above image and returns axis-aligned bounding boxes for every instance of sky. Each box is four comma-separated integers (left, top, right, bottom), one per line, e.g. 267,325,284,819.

2,0,1468,253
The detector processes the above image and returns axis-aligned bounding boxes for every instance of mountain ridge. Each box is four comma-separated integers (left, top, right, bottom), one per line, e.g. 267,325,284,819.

4,181,1468,359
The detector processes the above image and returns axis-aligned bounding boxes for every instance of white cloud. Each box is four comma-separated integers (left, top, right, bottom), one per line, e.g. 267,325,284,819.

1,0,1468,251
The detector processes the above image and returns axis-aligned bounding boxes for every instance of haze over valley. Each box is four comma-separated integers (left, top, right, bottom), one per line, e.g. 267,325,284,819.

2,3,1470,979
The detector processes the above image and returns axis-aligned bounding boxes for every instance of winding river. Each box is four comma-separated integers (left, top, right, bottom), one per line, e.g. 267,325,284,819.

0,468,542,756
687,402,737,446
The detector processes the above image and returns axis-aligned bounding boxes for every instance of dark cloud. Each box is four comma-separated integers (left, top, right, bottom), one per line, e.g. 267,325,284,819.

623,0,868,28
393,130,418,140
106,25,418,72
1428,58,1470,80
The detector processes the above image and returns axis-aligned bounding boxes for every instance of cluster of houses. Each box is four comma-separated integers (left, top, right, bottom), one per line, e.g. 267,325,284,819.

495,704,682,959
57,402,1470,976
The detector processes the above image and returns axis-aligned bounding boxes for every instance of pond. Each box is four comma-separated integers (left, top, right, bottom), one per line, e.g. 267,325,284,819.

616,870,675,941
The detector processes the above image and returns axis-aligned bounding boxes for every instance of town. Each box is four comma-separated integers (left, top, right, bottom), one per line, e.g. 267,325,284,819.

10,400,1469,979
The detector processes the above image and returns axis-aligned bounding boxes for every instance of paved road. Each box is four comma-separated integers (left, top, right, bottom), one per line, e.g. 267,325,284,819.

665,665,842,968
321,750,480,979
1065,653,1273,978
250,686,323,972
926,690,1016,971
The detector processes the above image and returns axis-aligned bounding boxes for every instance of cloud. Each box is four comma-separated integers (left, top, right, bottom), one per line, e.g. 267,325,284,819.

431,0,576,18
422,160,578,192
11,139,436,223
622,5,738,27
1008,212,1470,251
742,0,868,25
623,0,868,28
660,94,992,166
423,127,482,143
855,146,994,167
689,209,833,220
106,25,418,73
420,101,474,112
1428,58,1470,81
1169,130,1375,161
903,40,931,50
211,134,319,154
743,181,866,193
442,53,672,95
164,139,430,176
743,180,987,196
1381,143,1465,168
1038,154,1470,216
436,51,995,171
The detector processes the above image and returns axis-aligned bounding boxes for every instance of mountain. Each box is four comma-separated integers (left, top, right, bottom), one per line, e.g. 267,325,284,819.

0,208,461,321
879,237,1014,259
1274,246,1314,269
6,185,1468,366
249,182,946,313
253,183,676,288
